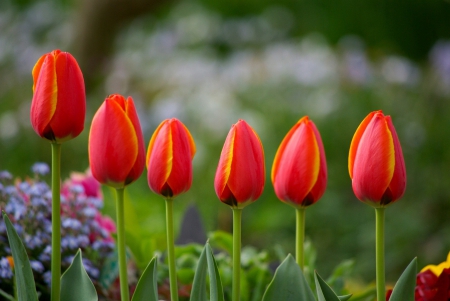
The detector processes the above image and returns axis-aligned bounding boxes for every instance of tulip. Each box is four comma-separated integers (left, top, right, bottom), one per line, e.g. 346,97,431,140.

271,116,327,269
349,110,406,207
214,119,265,209
89,94,145,189
214,119,265,301
146,118,196,301
88,94,145,301
147,118,196,198
272,116,327,208
30,49,85,143
348,110,406,301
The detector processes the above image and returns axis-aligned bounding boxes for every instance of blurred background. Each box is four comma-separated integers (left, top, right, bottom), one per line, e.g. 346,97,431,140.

1,0,450,286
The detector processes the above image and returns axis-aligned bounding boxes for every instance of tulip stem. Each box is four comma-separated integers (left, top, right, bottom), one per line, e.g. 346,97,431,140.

232,208,242,301
296,208,306,270
50,143,61,301
116,188,129,301
165,198,179,301
375,207,385,301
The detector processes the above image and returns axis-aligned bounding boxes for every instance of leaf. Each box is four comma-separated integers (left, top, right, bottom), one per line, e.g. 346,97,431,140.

208,231,233,254
190,243,209,301
262,254,315,301
315,271,341,301
0,289,15,301
338,294,353,301
206,244,224,301
388,258,417,301
3,212,39,301
132,256,158,301
60,249,98,301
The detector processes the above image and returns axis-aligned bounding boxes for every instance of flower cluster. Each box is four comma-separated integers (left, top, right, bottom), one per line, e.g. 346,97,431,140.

0,164,116,298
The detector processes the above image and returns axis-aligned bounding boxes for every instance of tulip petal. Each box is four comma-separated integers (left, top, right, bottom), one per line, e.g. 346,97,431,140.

386,116,406,201
124,97,145,185
348,111,380,178
352,113,395,202
48,51,86,141
272,119,320,205
30,54,57,138
307,120,327,203
147,121,173,194
89,99,138,187
227,120,265,203
214,125,236,200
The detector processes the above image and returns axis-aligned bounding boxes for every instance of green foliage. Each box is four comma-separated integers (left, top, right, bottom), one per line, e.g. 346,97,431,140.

388,258,417,301
2,212,38,301
132,257,159,301
315,271,346,301
60,249,98,301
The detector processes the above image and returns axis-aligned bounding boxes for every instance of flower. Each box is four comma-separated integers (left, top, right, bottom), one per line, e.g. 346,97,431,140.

146,118,196,198
348,110,406,207
88,94,146,188
271,116,327,208
30,49,85,143
214,119,265,208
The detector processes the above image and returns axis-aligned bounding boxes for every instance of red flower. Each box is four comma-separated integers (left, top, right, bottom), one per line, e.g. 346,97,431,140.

214,120,265,208
348,111,406,207
30,49,85,142
271,116,327,207
88,94,145,188
146,118,196,198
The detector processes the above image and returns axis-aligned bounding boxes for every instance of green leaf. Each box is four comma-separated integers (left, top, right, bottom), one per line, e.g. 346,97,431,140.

3,212,39,301
338,294,353,301
131,256,158,301
388,258,417,301
315,271,341,301
262,254,315,301
60,249,98,301
0,288,15,301
206,244,225,301
208,231,233,254
190,243,209,301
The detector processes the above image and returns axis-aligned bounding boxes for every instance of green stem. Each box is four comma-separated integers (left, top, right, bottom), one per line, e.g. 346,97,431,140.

116,188,129,301
375,208,385,301
51,143,61,301
165,198,178,301
296,208,306,270
232,208,242,301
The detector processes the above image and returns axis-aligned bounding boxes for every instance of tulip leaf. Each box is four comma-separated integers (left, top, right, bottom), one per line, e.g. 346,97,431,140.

314,271,342,301
3,212,39,301
60,249,98,301
131,256,158,301
190,242,225,301
261,254,315,301
338,294,353,301
388,258,417,301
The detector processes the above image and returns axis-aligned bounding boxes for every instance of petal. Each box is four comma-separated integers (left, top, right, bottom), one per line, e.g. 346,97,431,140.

147,121,173,194
352,113,395,202
348,111,381,178
166,119,195,196
124,97,145,184
386,116,406,202
48,51,86,141
214,124,236,200
272,118,320,205
89,98,138,187
307,120,327,203
227,120,265,204
30,53,57,137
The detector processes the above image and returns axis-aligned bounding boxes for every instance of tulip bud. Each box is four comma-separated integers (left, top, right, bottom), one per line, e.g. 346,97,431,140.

146,118,196,198
214,120,265,208
89,94,145,188
30,50,85,143
272,116,327,208
349,110,406,207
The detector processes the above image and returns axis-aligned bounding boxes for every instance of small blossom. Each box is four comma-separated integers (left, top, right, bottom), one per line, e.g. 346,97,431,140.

31,163,50,176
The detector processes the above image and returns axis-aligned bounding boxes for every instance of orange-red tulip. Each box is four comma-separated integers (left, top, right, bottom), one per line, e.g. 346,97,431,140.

146,118,196,198
30,49,85,142
214,120,265,208
89,94,145,188
349,110,406,207
272,116,327,208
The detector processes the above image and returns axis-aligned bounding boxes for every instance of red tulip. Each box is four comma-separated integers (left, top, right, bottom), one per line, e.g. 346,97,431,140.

214,120,265,208
30,49,85,142
89,94,145,188
271,116,327,208
349,110,406,207
146,118,196,198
